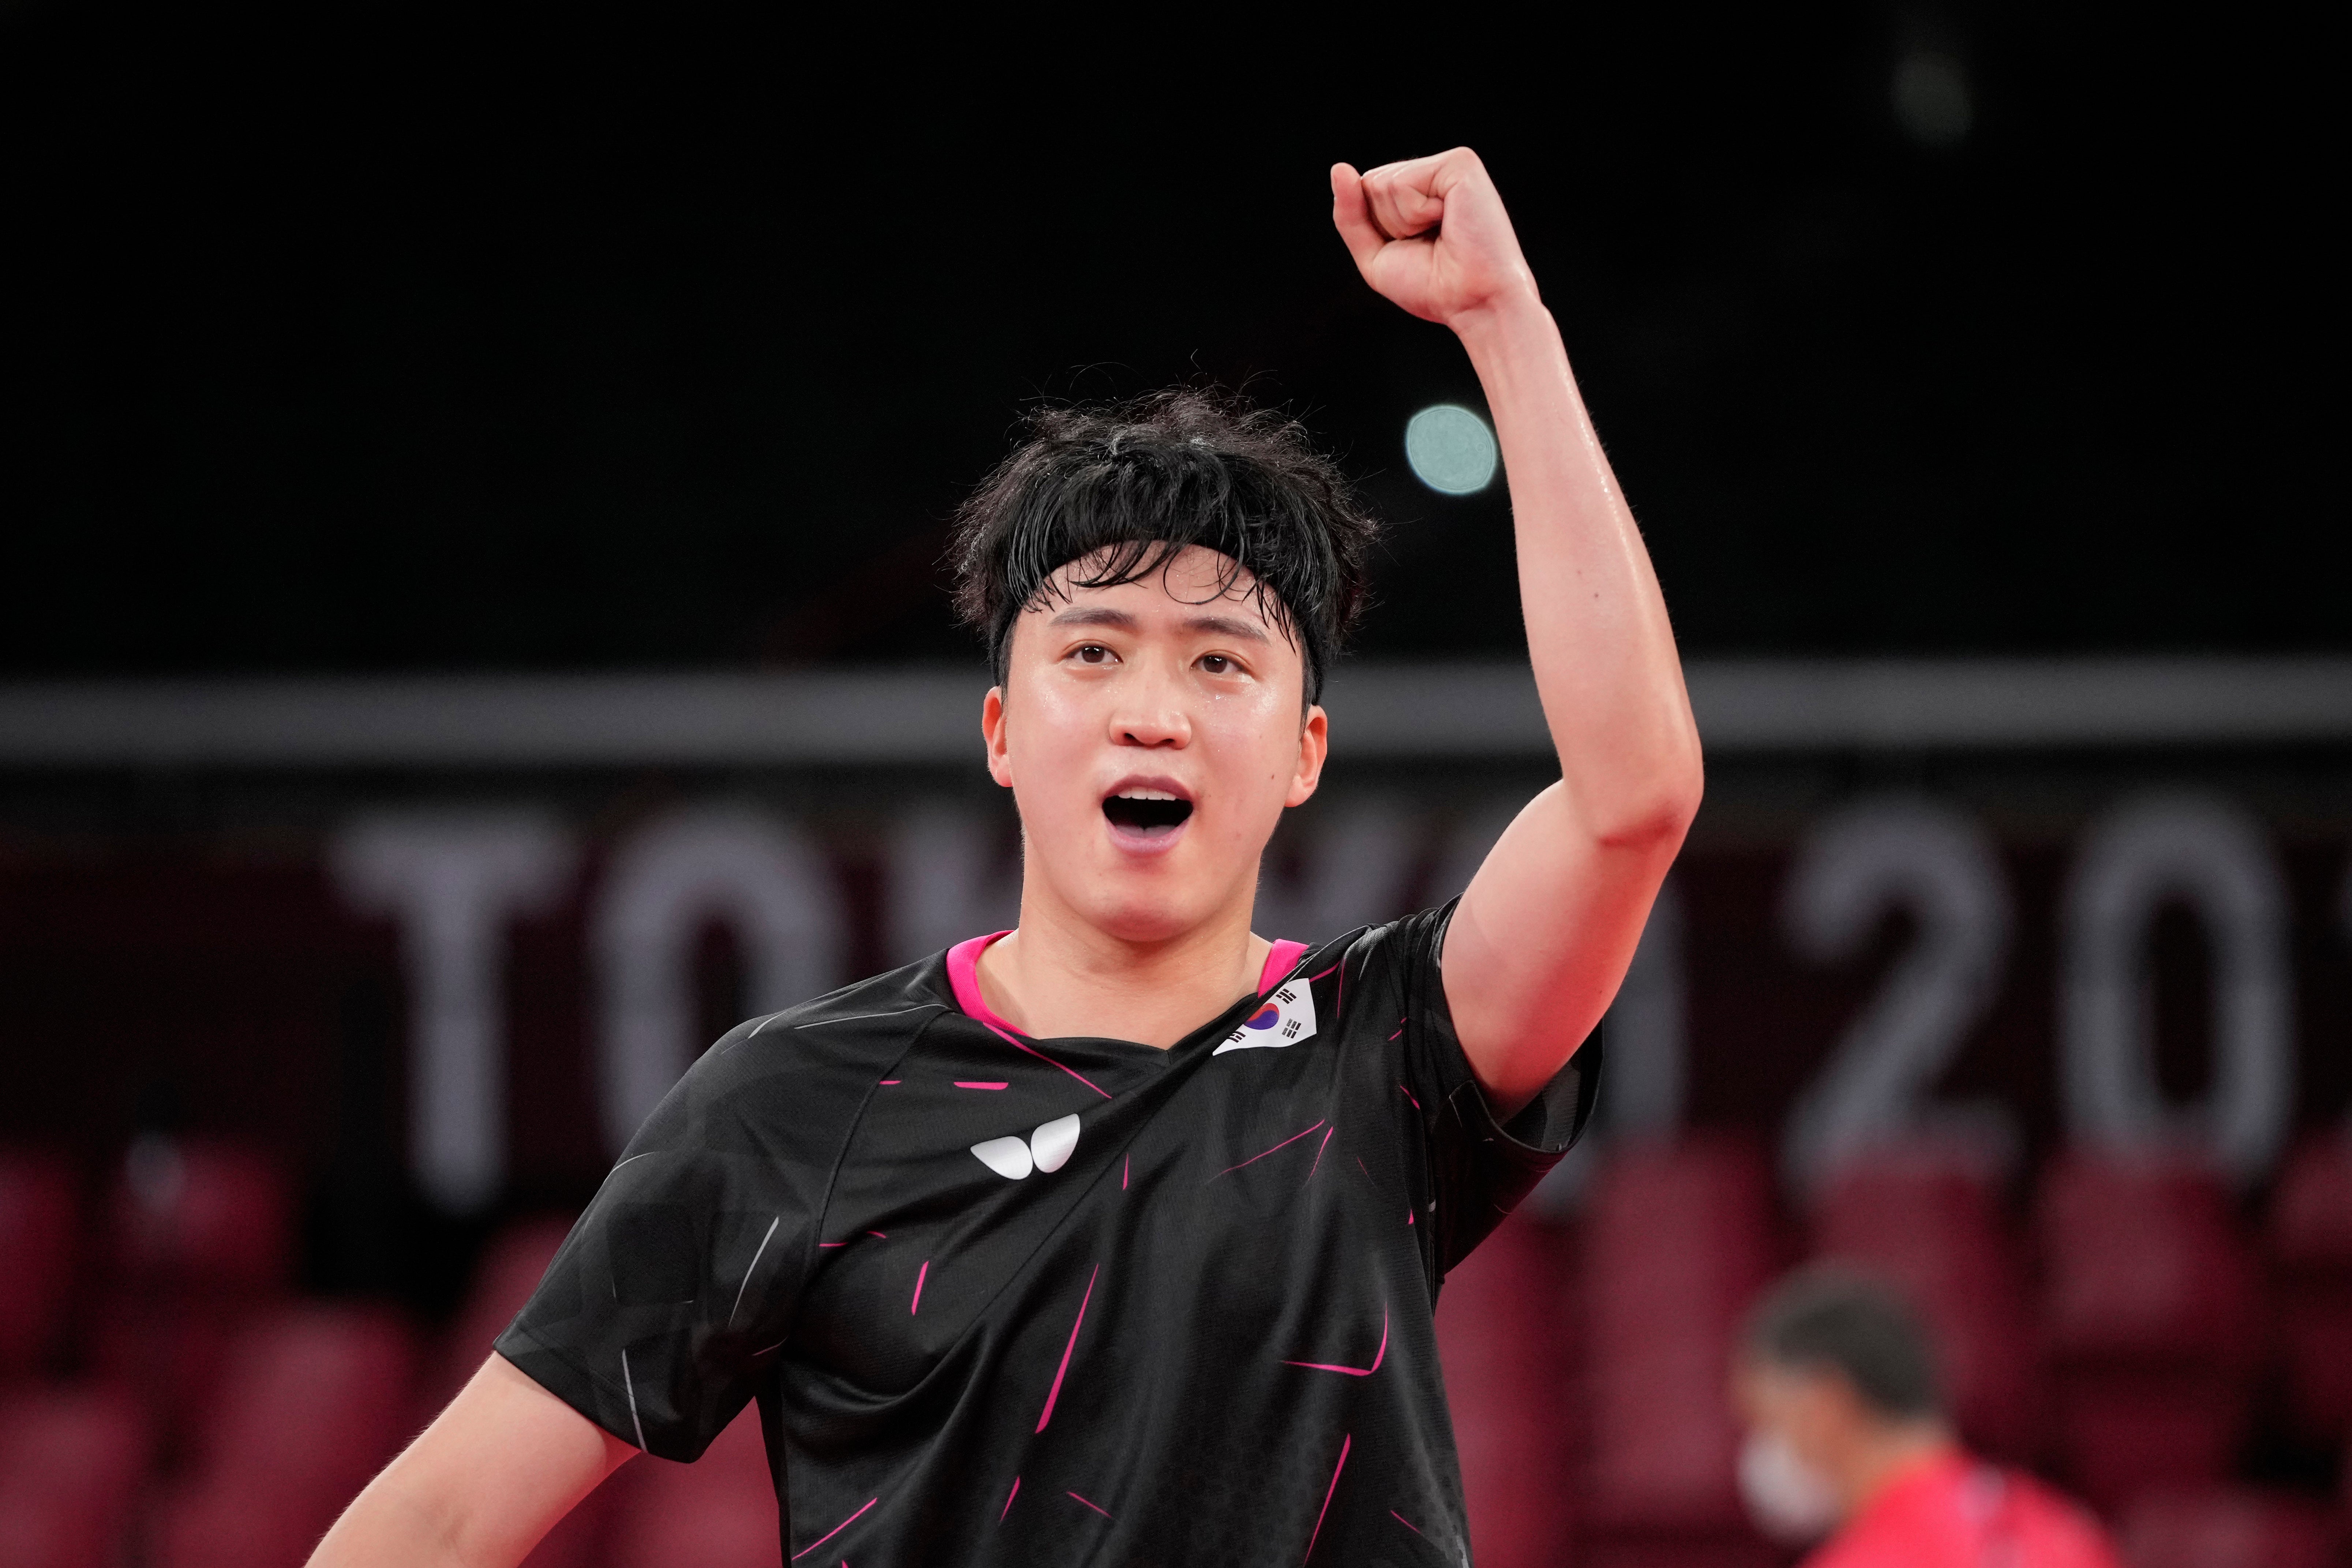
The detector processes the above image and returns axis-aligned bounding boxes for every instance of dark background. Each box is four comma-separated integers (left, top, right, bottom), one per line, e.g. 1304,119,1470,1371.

1,3,2335,677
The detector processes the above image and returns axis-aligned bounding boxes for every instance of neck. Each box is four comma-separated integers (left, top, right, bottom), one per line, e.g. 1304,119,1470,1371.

976,879,1270,1050
1837,1422,1958,1522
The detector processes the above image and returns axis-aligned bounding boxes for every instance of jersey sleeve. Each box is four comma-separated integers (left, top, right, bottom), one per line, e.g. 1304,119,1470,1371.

494,1014,847,1461
1367,898,1602,1278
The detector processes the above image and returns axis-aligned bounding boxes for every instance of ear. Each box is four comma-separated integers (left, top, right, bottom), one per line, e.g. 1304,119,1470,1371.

1285,704,1329,808
982,686,1014,789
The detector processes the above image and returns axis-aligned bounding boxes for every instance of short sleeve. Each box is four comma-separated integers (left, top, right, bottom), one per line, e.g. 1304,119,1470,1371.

495,1016,838,1460
1377,898,1602,1277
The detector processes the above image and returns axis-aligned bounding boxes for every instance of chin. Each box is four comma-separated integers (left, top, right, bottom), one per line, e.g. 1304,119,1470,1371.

1083,890,1211,945
1071,866,1226,945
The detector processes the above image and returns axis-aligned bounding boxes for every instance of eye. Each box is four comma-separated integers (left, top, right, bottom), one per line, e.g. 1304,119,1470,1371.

1199,654,1236,675
1072,644,1116,665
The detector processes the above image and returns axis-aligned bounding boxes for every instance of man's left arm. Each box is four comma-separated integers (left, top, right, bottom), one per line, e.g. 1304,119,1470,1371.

1333,149,1703,1118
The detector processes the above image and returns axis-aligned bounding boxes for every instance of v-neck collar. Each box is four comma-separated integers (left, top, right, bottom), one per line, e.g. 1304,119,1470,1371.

943,931,1313,1057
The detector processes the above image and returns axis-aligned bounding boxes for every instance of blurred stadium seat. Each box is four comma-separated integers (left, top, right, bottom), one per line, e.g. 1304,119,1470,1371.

0,1150,77,1378
603,1402,777,1568
2037,1149,2262,1510
1810,1148,2038,1458
111,1138,293,1292
1577,1135,1780,1568
1435,1209,1574,1568
2116,1487,2338,1568
0,1385,147,1568
152,1304,417,1568
2269,1133,2352,1441
94,1139,295,1446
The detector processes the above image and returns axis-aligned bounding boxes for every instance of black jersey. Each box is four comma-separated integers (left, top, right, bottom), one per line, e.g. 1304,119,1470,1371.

498,900,1598,1565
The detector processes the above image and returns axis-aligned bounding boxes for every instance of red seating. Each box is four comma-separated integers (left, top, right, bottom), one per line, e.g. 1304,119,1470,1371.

604,1402,778,1568
0,1386,147,1568
2269,1134,2352,1441
153,1304,418,1568
93,1138,294,1445
2037,1149,2261,1510
1435,1210,1574,1568
2117,1487,2338,1568
1577,1136,1780,1568
1811,1149,2037,1458
111,1137,293,1293
0,1151,78,1377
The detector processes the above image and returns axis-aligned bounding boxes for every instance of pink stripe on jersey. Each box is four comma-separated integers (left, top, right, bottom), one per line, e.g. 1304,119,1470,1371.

1304,1433,1351,1563
1212,1120,1326,1179
788,1497,876,1560
1259,939,1310,995
945,933,1114,1100
1034,1262,1100,1433
1281,1306,1389,1376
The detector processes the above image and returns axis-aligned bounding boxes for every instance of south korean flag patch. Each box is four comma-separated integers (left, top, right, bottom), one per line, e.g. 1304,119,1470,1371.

1212,977,1317,1056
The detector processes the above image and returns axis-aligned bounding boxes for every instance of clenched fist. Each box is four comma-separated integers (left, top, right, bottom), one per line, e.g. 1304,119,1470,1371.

1330,149,1540,332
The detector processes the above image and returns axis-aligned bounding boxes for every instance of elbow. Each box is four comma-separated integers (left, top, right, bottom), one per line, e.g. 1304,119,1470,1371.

1593,759,1703,855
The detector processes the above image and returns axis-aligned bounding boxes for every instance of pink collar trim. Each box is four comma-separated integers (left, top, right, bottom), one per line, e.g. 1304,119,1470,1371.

945,931,1311,1036
1261,939,1311,993
945,930,1019,1035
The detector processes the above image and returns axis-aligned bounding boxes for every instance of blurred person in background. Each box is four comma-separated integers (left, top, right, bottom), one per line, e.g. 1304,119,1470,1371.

1734,1266,2122,1568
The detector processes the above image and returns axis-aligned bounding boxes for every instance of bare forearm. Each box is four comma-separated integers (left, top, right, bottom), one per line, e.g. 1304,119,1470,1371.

310,1471,474,1568
1332,147,1700,1099
307,1355,633,1568
1454,295,1702,841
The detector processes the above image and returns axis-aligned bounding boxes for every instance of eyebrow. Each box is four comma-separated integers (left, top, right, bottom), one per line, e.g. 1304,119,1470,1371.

1046,606,1270,643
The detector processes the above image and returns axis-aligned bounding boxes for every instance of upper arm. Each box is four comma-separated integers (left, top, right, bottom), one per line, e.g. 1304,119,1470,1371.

1442,778,1687,1115
308,1354,634,1568
493,1015,839,1462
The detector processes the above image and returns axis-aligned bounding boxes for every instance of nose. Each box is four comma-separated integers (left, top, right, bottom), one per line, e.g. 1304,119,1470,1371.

1110,664,1192,749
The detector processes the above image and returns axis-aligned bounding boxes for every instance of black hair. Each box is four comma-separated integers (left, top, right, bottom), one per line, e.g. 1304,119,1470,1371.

1742,1266,1944,1421
947,388,1380,706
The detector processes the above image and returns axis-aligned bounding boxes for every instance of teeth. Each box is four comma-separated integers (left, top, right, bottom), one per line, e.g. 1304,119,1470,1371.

1116,789,1181,801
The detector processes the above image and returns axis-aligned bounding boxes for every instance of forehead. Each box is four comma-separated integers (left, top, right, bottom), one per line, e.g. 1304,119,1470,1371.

1036,545,1280,627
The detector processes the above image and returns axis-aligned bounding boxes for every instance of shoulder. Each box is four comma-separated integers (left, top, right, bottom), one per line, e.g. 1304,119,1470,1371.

735,953,958,1061
1318,902,1456,1011
659,954,957,1139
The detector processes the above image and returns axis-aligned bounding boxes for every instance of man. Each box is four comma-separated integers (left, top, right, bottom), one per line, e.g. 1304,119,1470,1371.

313,147,1701,1566
1735,1268,2123,1568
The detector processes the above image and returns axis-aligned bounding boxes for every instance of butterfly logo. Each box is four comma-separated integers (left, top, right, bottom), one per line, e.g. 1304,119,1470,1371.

971,1114,1081,1180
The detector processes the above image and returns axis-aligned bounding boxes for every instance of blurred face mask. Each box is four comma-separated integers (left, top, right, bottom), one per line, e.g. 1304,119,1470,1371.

1737,1428,1840,1543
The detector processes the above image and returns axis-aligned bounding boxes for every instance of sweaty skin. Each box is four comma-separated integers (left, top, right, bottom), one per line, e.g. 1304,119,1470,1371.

308,147,1700,1567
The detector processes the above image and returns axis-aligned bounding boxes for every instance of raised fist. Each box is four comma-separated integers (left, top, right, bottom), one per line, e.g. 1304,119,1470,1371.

1330,148,1539,330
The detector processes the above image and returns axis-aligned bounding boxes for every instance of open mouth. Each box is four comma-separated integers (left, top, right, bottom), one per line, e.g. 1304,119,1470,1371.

1102,789,1194,836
